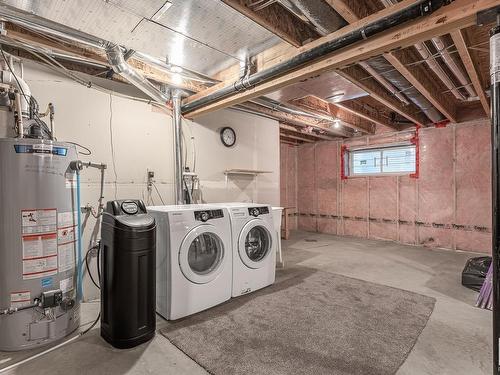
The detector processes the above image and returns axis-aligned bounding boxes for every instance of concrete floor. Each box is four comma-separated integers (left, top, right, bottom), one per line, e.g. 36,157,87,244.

0,231,492,375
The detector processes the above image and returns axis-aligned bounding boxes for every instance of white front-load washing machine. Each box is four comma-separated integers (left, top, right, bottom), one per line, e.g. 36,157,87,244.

148,205,232,320
225,203,276,297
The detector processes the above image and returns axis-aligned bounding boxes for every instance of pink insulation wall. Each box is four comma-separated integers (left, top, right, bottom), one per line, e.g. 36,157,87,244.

284,120,492,254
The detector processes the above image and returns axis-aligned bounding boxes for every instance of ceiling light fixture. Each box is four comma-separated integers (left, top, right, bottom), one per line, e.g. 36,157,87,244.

333,119,341,129
151,1,173,22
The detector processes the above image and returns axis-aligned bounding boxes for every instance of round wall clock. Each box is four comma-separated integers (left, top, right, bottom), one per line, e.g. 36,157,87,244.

220,126,236,147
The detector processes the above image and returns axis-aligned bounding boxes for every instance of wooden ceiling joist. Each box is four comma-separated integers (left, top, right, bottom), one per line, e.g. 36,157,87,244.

221,0,318,47
338,65,428,126
3,24,208,93
450,29,491,116
326,0,457,124
240,101,351,137
333,100,396,130
280,123,337,141
182,0,496,118
290,94,375,134
383,51,458,123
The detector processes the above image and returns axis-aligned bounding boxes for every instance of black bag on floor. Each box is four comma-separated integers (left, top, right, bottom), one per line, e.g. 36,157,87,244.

462,256,492,292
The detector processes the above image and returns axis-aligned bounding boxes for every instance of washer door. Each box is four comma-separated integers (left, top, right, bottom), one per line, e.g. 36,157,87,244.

238,219,273,269
179,224,225,284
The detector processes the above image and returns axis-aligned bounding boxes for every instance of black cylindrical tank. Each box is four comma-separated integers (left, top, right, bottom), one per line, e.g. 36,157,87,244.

100,200,156,349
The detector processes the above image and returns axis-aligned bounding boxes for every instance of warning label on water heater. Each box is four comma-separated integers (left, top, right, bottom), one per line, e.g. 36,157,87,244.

10,291,31,309
21,209,58,280
21,209,57,235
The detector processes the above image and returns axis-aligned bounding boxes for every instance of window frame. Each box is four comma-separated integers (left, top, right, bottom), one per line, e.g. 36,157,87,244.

345,143,417,178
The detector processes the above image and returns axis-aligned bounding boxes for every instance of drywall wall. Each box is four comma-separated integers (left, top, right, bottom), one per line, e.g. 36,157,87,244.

280,143,298,230
22,60,280,300
283,120,491,253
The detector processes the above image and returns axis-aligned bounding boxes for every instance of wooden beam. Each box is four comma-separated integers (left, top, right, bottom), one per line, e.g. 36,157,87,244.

324,0,363,23
240,101,351,137
333,100,397,129
338,65,428,125
450,29,491,116
326,0,457,123
384,50,458,122
280,135,304,145
280,123,337,141
280,130,315,143
183,0,495,117
221,0,318,47
3,24,208,93
289,94,375,134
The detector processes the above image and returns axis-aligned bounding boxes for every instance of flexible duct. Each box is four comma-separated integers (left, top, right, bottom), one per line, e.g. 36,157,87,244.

182,0,450,115
106,44,170,104
366,55,444,123
280,0,346,36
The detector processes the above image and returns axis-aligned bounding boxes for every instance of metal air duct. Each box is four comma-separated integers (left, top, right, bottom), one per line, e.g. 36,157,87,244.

431,36,477,98
366,55,444,123
105,44,170,104
182,0,451,115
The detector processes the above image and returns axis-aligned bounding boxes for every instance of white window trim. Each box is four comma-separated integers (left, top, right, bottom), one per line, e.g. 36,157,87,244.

347,143,416,178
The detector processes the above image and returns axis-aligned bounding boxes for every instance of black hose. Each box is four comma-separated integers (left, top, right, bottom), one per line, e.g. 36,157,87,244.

181,0,450,115
85,245,100,289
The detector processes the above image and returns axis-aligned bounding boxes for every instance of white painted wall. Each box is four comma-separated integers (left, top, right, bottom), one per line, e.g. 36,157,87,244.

22,61,280,300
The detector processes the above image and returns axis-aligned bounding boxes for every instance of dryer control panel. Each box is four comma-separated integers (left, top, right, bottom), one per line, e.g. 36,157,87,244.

194,209,224,222
248,206,270,217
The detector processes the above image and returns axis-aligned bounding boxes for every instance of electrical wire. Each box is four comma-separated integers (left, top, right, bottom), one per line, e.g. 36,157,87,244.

80,312,101,336
152,182,166,205
66,141,92,155
84,245,100,289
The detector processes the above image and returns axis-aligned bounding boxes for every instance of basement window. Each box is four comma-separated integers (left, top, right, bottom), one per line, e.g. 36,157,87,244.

346,144,416,176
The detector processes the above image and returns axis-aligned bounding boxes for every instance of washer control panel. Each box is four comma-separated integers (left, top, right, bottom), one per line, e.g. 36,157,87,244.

248,206,270,217
194,209,224,222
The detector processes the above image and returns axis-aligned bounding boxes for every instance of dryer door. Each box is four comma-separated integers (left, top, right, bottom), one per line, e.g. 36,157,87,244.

238,219,273,269
179,224,226,284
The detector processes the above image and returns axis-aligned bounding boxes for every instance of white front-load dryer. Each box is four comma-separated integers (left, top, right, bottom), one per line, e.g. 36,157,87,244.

225,203,276,297
148,205,232,320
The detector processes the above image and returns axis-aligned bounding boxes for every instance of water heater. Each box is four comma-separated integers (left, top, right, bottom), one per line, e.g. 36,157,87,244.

0,138,81,351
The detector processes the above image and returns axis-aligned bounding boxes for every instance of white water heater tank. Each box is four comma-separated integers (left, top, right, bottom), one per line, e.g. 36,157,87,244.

0,137,81,351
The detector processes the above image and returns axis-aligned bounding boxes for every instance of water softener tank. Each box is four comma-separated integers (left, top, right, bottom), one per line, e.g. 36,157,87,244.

0,138,81,351
100,200,156,349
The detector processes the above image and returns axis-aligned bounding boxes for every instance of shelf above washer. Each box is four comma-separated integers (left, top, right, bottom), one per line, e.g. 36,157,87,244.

224,169,273,176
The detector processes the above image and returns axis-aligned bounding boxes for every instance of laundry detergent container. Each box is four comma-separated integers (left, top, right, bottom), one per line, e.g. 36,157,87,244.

100,200,156,349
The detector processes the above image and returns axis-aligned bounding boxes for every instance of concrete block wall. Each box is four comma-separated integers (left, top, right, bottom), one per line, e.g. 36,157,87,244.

285,119,492,253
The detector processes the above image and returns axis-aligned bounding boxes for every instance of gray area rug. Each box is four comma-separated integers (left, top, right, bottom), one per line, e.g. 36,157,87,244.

161,267,435,375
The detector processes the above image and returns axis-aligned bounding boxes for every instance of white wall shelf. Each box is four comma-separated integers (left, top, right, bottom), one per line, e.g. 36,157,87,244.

224,169,273,176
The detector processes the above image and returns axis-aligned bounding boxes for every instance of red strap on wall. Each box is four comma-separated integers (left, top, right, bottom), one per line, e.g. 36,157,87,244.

410,125,420,179
340,144,349,180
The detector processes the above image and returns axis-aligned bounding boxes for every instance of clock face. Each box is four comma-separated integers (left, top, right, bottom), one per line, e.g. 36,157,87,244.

220,127,236,147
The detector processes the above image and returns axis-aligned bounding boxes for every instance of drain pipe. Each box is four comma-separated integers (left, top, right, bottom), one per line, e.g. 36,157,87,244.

492,20,500,375
172,91,184,205
182,0,450,115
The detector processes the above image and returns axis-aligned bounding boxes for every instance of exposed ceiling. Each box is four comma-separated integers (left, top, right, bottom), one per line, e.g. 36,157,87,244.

0,0,495,144
0,0,281,75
